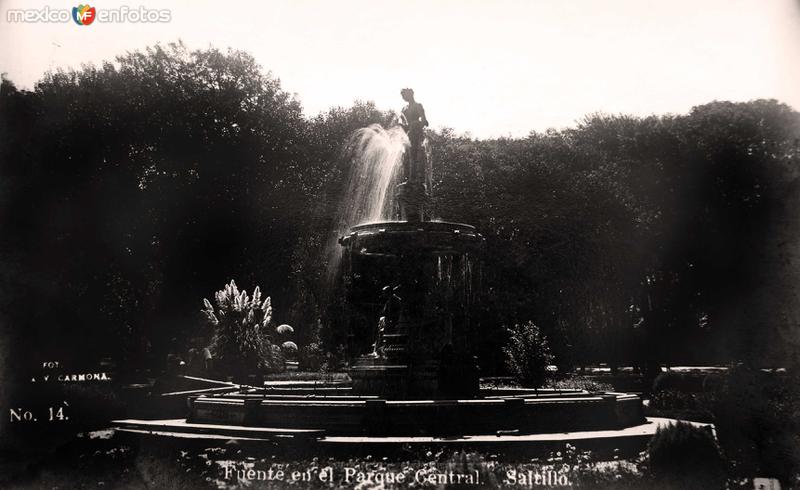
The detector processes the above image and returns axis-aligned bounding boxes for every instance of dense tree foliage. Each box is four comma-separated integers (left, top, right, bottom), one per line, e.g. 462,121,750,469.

1,43,798,378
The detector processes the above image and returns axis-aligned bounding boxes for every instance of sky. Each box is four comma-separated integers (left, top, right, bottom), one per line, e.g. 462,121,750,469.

1,0,799,138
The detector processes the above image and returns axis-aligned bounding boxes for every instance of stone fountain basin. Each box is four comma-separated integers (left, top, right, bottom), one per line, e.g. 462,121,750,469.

181,388,645,437
108,387,709,454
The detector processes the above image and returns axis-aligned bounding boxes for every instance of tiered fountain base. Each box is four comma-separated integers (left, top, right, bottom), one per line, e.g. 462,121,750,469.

182,386,645,437
112,380,711,455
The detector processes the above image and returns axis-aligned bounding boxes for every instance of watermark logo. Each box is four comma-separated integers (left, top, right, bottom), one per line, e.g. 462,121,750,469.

72,5,96,25
6,5,171,24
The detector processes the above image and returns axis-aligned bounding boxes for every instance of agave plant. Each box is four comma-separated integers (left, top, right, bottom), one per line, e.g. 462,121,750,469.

202,280,293,380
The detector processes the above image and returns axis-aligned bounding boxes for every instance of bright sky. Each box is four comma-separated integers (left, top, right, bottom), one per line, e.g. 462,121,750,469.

1,0,798,138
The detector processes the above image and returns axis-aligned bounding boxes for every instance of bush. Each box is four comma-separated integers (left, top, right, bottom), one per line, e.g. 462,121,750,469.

299,341,325,372
201,280,292,381
652,371,710,394
711,365,800,486
647,421,725,489
503,321,555,388
548,375,613,392
649,389,711,411
298,320,326,372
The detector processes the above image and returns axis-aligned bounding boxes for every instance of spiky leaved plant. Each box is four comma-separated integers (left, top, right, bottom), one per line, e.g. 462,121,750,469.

202,280,291,381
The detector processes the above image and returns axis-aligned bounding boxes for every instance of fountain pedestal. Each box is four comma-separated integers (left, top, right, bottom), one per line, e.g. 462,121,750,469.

395,181,429,222
340,220,484,398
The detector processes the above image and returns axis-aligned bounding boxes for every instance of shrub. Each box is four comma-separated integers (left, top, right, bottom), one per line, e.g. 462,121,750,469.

711,365,800,486
201,280,292,381
298,320,326,372
652,371,709,394
548,375,613,392
647,421,725,489
649,389,708,411
651,371,681,393
300,341,325,372
503,321,555,388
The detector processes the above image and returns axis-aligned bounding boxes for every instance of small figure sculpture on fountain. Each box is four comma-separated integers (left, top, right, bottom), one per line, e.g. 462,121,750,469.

370,284,403,358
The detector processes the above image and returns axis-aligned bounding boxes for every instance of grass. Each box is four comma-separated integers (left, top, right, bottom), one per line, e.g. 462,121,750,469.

263,371,350,382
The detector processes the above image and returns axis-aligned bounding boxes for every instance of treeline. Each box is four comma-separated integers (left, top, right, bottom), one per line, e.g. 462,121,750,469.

1,43,798,375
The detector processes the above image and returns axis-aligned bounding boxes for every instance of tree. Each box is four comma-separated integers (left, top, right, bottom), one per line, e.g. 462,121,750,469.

2,39,798,379
0,42,308,371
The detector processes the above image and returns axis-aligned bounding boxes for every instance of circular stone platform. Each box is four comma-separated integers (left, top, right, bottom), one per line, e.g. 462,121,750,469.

109,416,710,456
175,387,645,437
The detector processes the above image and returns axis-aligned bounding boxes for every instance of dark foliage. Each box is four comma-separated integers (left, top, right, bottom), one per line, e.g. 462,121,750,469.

711,366,800,486
647,421,725,489
503,321,554,388
0,42,798,383
645,367,800,486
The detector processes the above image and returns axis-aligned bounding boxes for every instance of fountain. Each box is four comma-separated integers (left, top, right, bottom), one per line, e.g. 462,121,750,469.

341,87,483,398
112,89,689,450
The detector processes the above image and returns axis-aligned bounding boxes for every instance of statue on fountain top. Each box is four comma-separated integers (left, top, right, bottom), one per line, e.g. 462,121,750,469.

400,89,428,136
396,88,431,221
399,88,428,183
